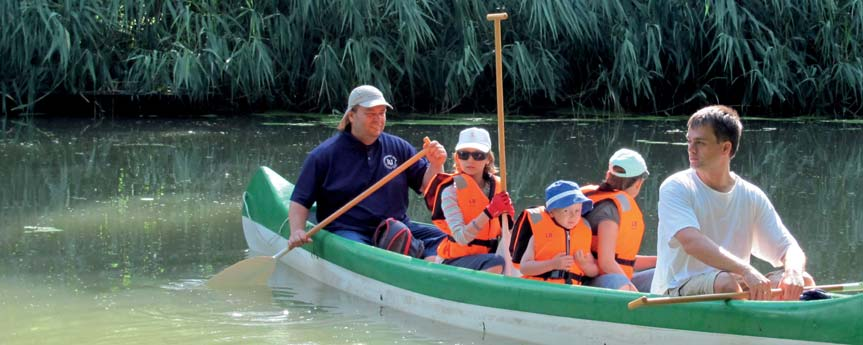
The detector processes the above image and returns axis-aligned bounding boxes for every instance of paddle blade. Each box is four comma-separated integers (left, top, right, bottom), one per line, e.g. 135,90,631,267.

207,256,276,289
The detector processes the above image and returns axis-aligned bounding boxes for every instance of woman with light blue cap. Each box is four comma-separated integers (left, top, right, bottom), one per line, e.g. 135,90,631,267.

582,148,655,292
510,180,599,285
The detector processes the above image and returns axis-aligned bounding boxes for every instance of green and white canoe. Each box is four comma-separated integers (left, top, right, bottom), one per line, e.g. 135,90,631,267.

241,166,861,345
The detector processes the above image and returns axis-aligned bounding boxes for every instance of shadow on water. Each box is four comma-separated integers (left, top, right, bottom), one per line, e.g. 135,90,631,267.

1,116,861,344
267,263,526,344
1,270,481,345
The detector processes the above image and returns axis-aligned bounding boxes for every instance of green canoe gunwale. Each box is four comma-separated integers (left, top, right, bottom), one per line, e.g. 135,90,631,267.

243,166,861,344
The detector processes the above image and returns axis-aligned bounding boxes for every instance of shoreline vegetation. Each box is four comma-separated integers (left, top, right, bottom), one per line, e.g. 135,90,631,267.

2,0,863,119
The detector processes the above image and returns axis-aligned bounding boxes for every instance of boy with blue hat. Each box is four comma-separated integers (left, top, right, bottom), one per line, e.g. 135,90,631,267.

510,180,599,285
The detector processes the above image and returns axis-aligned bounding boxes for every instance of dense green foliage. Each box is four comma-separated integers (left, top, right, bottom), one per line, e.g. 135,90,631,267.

2,0,863,116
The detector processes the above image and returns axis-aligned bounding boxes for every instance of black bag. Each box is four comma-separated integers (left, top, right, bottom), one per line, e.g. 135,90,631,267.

509,209,533,264
372,218,426,259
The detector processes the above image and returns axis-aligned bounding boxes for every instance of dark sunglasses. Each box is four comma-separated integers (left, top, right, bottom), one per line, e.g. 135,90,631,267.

456,151,488,161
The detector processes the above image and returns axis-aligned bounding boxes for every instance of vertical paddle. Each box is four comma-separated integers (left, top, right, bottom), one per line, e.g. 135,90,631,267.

486,12,518,276
627,282,863,310
208,137,432,288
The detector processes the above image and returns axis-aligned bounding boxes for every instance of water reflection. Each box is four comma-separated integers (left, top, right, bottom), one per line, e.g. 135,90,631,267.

1,116,861,344
0,271,470,345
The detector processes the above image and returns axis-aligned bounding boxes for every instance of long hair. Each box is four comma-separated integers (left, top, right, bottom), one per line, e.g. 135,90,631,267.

337,106,356,131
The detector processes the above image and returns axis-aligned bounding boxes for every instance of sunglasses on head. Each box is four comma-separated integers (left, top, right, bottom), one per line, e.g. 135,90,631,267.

456,151,488,161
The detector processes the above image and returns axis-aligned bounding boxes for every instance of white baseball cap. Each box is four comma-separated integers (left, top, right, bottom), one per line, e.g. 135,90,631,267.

455,127,492,152
345,85,392,113
609,148,649,178
338,85,393,130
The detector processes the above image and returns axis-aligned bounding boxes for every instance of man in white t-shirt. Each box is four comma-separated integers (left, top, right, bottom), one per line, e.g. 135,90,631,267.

651,105,814,301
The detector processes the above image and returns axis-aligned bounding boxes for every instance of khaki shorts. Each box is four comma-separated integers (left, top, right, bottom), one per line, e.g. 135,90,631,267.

665,271,724,296
665,269,787,297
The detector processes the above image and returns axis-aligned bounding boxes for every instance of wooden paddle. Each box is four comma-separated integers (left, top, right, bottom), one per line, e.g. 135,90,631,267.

486,12,518,277
627,282,863,310
208,137,432,288
487,12,508,192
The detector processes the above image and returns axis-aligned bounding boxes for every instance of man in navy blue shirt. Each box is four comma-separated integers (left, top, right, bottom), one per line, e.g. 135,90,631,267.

286,85,447,260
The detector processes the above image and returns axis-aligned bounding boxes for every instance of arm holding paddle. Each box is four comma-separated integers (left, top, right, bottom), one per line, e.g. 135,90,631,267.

654,106,816,302
421,140,448,191
287,202,313,249
674,220,812,302
628,282,863,310
287,138,440,251
675,228,773,300
209,138,434,288
777,245,808,301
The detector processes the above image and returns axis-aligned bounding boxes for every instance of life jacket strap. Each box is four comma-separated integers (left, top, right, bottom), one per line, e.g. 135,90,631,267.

591,251,636,267
616,256,636,267
446,235,499,250
536,270,586,285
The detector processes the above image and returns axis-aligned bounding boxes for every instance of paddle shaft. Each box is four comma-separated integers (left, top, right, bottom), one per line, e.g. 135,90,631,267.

487,12,508,191
273,138,431,260
628,282,863,310
487,12,518,276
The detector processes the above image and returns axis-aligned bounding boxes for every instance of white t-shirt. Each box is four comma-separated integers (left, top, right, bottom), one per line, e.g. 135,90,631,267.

651,169,798,294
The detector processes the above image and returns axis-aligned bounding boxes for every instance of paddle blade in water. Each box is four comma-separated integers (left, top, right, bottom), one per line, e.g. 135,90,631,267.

207,256,276,288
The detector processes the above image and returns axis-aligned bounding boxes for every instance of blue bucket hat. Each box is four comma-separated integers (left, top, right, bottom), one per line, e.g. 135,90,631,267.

545,180,593,214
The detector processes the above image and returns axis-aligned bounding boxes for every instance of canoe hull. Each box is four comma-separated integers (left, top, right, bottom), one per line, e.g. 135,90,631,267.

240,167,860,345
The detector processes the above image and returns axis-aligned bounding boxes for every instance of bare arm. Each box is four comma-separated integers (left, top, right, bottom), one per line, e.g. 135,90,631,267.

519,237,575,276
574,250,599,277
634,255,656,271
596,220,628,276
782,244,806,271
421,140,446,191
287,201,312,249
422,162,444,192
675,227,772,300
777,244,808,300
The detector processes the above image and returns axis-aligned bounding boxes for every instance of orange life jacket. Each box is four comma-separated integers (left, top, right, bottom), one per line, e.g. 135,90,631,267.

423,172,502,259
581,185,645,279
519,206,592,285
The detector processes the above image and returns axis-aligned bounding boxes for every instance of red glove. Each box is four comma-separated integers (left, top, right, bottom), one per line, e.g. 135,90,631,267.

485,192,515,218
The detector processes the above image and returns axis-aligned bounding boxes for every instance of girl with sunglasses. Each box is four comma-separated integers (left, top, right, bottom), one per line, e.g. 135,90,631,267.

423,127,514,273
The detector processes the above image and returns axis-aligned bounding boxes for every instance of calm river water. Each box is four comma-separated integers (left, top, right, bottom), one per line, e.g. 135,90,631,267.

1,115,861,344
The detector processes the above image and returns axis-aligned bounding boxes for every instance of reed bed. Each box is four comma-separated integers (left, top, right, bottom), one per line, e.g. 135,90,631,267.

2,0,863,117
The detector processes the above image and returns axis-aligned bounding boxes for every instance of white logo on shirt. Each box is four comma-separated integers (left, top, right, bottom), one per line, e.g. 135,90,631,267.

382,155,398,169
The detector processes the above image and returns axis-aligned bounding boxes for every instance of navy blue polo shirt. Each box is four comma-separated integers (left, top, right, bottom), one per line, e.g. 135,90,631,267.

290,131,429,234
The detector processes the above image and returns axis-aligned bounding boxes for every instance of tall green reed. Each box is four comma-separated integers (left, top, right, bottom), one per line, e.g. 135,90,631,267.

2,0,863,117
